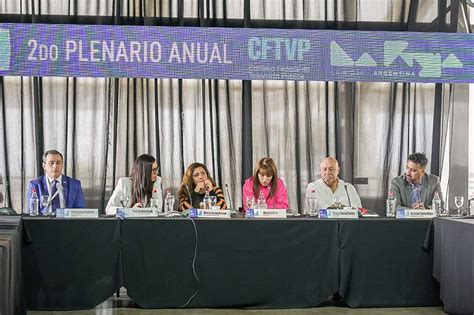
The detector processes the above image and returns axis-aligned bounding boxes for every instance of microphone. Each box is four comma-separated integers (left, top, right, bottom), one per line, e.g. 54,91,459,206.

185,185,193,208
224,183,233,210
344,184,352,208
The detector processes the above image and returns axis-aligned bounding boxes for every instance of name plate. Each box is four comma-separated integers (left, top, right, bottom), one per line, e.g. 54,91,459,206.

319,208,359,219
188,208,231,218
245,208,287,218
56,208,99,218
396,209,435,218
116,207,157,218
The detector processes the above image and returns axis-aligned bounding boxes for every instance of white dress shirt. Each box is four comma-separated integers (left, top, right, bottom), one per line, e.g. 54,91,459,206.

105,177,163,215
306,178,362,209
46,175,65,208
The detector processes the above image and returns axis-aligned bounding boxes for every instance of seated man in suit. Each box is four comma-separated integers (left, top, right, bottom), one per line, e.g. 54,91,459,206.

306,157,362,209
26,150,85,214
390,152,442,209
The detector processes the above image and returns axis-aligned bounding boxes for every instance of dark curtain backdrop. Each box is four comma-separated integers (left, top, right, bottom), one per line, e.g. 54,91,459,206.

0,0,466,214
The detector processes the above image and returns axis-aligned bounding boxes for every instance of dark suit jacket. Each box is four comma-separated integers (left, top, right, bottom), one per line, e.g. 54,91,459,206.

389,173,442,209
26,175,85,214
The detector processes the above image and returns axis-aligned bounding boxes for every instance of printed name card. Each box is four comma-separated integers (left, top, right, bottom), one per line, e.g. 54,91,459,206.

56,208,99,218
116,207,158,218
245,208,287,219
319,208,359,219
188,208,231,218
396,209,436,218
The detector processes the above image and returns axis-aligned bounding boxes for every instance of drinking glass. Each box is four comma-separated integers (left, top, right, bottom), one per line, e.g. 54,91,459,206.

210,196,217,207
454,196,464,216
331,196,341,208
165,195,175,213
41,195,51,216
120,192,130,208
150,198,161,215
306,197,319,217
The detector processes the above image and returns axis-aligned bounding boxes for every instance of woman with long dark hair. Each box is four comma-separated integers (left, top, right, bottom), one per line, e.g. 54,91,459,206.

242,157,289,210
178,162,226,211
105,154,162,214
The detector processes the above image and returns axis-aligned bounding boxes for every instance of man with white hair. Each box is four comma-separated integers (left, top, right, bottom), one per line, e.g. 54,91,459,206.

306,157,362,209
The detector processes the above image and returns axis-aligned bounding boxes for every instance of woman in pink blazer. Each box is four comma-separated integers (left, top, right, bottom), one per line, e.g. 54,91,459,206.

242,157,289,210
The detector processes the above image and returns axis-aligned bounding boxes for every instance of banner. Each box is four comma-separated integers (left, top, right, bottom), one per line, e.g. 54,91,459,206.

0,23,472,83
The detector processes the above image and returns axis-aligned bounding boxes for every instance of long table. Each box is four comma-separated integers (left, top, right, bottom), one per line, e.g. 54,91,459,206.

433,217,474,314
122,218,339,308
121,217,440,308
21,217,123,310
20,216,441,310
0,216,26,315
338,219,440,307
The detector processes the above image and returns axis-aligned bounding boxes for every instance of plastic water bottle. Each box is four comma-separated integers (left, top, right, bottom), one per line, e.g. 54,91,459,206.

29,188,39,216
202,189,210,209
164,189,175,213
257,191,267,209
386,192,396,218
306,191,319,217
432,191,442,216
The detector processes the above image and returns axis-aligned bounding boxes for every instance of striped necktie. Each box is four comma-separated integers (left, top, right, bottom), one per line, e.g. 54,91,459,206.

51,180,61,213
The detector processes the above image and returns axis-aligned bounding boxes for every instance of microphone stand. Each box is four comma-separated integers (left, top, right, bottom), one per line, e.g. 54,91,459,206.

344,184,352,208
224,183,233,210
186,185,193,209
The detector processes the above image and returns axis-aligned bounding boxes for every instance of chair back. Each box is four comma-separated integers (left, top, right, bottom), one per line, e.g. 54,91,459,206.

0,207,17,215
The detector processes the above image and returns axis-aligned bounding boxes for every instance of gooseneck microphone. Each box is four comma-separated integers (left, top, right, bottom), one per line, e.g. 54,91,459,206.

344,184,352,207
224,183,233,209
185,185,193,208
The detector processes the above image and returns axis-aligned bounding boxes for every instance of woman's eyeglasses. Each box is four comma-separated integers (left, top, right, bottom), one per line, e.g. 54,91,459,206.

152,167,159,174
192,171,206,177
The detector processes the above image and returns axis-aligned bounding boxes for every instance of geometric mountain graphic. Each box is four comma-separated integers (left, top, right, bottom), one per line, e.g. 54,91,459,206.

400,53,414,67
413,52,441,78
384,40,409,66
330,41,354,66
355,52,377,67
0,28,11,71
442,53,463,68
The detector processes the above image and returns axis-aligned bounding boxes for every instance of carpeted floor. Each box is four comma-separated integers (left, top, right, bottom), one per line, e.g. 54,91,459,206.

27,290,446,315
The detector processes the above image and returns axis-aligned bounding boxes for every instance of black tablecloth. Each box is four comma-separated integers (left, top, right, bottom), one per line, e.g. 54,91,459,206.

22,217,123,310
19,216,441,310
433,217,474,314
122,218,340,308
338,218,441,307
0,216,26,315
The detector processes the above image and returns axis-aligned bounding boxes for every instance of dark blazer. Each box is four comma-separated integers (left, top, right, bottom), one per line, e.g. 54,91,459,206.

389,173,442,209
26,175,85,214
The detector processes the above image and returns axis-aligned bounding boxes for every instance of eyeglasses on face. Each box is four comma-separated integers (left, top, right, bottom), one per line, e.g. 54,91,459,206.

152,167,159,174
192,171,206,178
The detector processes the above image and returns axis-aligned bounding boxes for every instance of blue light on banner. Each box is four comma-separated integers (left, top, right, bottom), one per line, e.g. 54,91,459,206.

0,23,473,83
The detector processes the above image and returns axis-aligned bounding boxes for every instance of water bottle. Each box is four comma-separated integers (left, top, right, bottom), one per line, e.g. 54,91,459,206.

29,188,39,216
257,191,267,209
432,191,442,216
306,191,319,217
164,189,175,213
202,189,210,209
386,192,396,218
